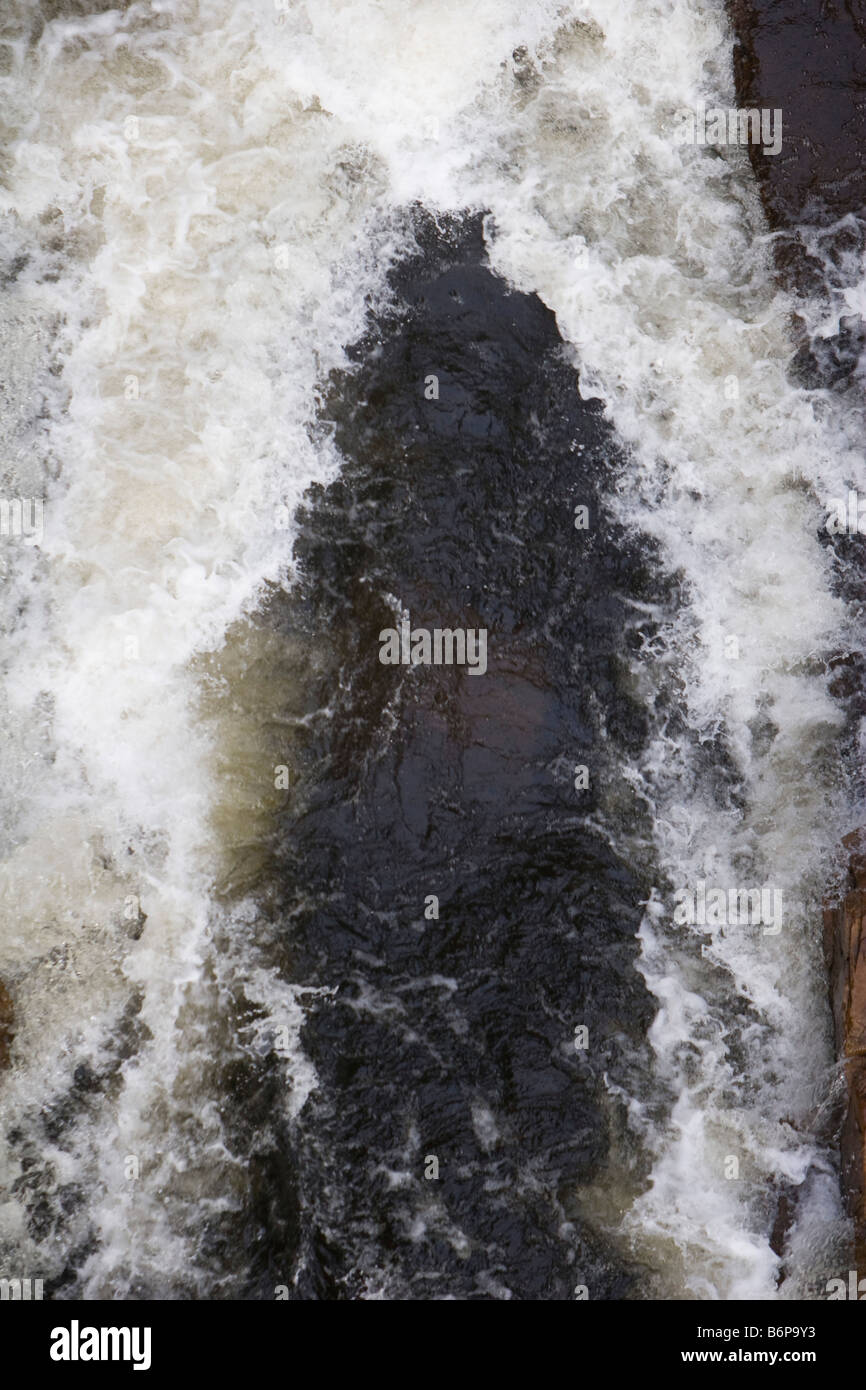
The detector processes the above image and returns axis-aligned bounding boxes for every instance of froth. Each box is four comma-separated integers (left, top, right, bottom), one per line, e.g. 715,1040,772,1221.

0,0,859,1298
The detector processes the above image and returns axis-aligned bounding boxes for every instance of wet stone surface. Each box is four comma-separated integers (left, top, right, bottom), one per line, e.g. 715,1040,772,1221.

238,211,673,1300
728,0,866,391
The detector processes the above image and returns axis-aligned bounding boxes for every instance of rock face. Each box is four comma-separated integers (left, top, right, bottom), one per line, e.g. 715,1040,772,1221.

727,0,866,389
823,834,866,1269
0,980,14,1070
728,0,866,231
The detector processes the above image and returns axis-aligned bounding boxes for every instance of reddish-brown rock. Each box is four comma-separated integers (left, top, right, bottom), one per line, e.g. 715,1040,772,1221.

0,979,13,1070
823,831,866,1267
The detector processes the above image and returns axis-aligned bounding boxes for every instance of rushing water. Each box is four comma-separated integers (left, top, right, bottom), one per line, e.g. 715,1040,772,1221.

0,0,864,1299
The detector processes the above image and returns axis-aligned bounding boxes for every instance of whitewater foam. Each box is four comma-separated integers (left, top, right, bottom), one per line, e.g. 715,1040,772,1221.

0,0,861,1298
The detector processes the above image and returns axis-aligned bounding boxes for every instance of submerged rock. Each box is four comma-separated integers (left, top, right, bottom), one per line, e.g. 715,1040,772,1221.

239,210,671,1299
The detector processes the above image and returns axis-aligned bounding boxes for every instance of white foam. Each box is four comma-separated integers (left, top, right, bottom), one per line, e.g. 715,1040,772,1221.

0,0,859,1297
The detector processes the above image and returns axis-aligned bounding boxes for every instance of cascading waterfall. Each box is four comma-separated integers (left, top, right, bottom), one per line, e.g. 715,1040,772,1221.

0,0,861,1299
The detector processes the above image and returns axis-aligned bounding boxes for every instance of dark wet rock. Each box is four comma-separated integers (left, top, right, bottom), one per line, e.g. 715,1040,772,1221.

727,0,866,390
233,210,673,1300
729,1,866,230
0,979,13,1069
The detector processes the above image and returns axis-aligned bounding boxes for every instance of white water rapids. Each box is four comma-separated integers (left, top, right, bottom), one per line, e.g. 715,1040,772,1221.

0,0,862,1298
